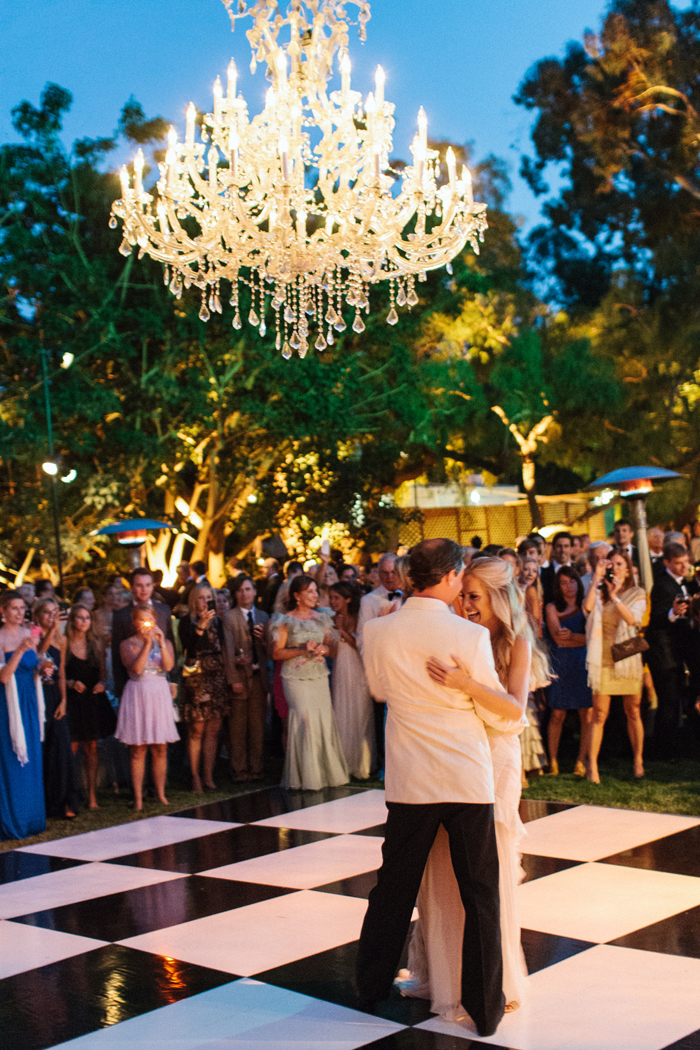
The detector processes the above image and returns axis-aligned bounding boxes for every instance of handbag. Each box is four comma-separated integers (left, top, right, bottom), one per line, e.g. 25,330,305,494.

181,659,201,677
611,630,649,662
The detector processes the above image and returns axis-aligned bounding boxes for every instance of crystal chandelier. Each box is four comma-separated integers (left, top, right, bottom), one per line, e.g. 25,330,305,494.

110,0,487,359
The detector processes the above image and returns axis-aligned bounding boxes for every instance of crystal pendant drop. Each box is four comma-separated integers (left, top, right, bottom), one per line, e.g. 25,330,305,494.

315,332,327,351
386,306,399,325
290,329,301,349
446,262,453,274
298,339,308,359
248,308,259,326
396,285,407,307
118,239,132,257
209,294,216,312
407,287,419,306
109,216,118,229
325,306,338,325
352,311,365,334
199,301,211,322
334,316,346,332
281,340,292,360
275,331,281,350
284,305,295,324
163,267,170,286
232,311,242,329
259,319,266,337
327,327,334,345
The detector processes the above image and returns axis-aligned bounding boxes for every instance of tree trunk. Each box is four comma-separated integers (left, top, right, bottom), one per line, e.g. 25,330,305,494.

522,455,543,530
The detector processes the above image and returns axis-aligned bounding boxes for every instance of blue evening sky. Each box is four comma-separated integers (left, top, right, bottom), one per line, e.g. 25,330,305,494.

1,0,692,227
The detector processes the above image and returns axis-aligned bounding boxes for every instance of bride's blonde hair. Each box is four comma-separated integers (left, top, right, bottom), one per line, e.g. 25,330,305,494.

464,557,550,690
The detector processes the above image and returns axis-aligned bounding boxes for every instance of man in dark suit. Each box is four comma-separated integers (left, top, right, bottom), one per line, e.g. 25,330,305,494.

222,575,270,781
259,558,282,615
613,520,640,570
646,542,698,759
540,531,573,606
111,568,175,698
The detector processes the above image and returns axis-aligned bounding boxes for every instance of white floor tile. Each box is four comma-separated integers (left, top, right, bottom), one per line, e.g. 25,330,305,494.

418,944,700,1050
521,805,700,862
254,789,387,833
119,889,367,976
519,861,700,942
200,833,384,889
0,920,106,979
51,979,404,1049
0,863,185,920
17,816,240,862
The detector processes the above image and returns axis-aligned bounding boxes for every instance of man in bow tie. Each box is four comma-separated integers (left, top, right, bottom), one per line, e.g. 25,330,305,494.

222,575,270,781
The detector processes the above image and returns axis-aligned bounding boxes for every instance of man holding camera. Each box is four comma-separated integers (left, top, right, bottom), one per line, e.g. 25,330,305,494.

646,542,699,759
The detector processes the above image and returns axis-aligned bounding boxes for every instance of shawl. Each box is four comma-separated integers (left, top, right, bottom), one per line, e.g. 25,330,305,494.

585,586,647,694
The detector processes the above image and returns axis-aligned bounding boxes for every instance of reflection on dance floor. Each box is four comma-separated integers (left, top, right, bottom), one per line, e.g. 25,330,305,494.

1,786,700,1050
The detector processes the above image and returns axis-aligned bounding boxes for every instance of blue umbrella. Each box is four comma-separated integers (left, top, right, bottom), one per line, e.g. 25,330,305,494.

95,519,174,535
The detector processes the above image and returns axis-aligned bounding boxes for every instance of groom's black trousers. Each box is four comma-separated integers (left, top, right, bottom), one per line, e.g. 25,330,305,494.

356,801,505,1037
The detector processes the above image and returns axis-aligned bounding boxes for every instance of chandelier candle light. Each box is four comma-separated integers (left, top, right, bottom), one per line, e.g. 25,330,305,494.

111,0,487,359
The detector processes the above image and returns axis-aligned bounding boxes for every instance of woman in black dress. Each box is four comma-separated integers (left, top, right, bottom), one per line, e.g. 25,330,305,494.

34,599,81,819
178,583,232,793
65,603,116,809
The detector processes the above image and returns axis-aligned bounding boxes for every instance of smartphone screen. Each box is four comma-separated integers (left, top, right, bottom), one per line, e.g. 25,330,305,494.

207,598,215,611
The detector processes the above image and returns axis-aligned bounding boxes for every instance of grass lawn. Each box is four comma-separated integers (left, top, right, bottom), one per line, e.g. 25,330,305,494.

3,754,699,854
522,757,700,816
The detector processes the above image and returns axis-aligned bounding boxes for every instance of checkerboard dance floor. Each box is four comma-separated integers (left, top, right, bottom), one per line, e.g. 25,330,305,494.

2,787,700,1050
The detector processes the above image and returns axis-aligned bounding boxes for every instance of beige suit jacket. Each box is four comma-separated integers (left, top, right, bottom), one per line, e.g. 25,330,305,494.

363,596,520,805
222,606,271,698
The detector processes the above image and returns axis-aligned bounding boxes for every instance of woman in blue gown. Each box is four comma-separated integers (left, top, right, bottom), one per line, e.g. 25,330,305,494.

0,591,46,840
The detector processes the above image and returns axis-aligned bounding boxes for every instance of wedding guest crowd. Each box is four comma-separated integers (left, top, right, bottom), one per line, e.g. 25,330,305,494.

1,516,699,839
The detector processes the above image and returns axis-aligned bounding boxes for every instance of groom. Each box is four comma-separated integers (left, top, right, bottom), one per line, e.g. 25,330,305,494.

357,538,509,1037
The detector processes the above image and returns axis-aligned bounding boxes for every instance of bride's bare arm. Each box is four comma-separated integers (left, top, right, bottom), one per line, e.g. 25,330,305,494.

426,635,530,720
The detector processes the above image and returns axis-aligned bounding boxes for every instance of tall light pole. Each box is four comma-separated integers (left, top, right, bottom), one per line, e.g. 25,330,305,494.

40,349,66,596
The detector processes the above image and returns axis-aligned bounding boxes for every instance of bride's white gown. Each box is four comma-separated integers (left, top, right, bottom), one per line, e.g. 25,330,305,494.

404,727,528,1021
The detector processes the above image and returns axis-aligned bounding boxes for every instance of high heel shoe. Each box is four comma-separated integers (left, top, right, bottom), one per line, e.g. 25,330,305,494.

546,758,559,776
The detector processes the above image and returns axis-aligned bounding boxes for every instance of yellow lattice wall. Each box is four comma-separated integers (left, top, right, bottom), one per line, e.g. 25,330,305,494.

399,502,607,549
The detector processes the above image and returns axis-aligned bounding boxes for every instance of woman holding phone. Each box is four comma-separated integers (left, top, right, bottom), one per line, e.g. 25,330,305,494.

116,604,178,809
178,583,232,792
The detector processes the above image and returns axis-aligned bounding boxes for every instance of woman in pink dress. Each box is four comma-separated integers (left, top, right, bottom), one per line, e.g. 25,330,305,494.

116,603,179,810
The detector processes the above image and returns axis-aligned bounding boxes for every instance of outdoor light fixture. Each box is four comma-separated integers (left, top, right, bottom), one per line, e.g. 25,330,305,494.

61,469,77,483
42,461,59,476
587,466,683,592
110,0,487,360
60,352,74,369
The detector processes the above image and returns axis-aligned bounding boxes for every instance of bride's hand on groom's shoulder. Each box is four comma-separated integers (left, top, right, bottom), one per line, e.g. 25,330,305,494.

426,655,471,693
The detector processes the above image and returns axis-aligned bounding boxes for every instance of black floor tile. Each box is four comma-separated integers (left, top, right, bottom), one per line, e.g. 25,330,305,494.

521,928,596,973
316,870,378,899
108,823,336,873
0,852,86,885
173,784,364,823
521,854,583,884
662,1029,700,1049
518,799,576,823
354,824,387,837
609,904,700,959
0,944,235,1050
601,825,700,877
255,936,434,1027
11,875,293,942
359,1029,507,1049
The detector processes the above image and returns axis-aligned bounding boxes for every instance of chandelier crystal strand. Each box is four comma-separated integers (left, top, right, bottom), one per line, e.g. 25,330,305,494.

110,0,487,358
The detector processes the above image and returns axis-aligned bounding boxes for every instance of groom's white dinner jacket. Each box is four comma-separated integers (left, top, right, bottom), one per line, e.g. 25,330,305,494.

363,596,521,806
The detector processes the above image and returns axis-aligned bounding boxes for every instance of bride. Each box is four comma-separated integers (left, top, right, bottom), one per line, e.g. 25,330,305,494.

402,556,549,1022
